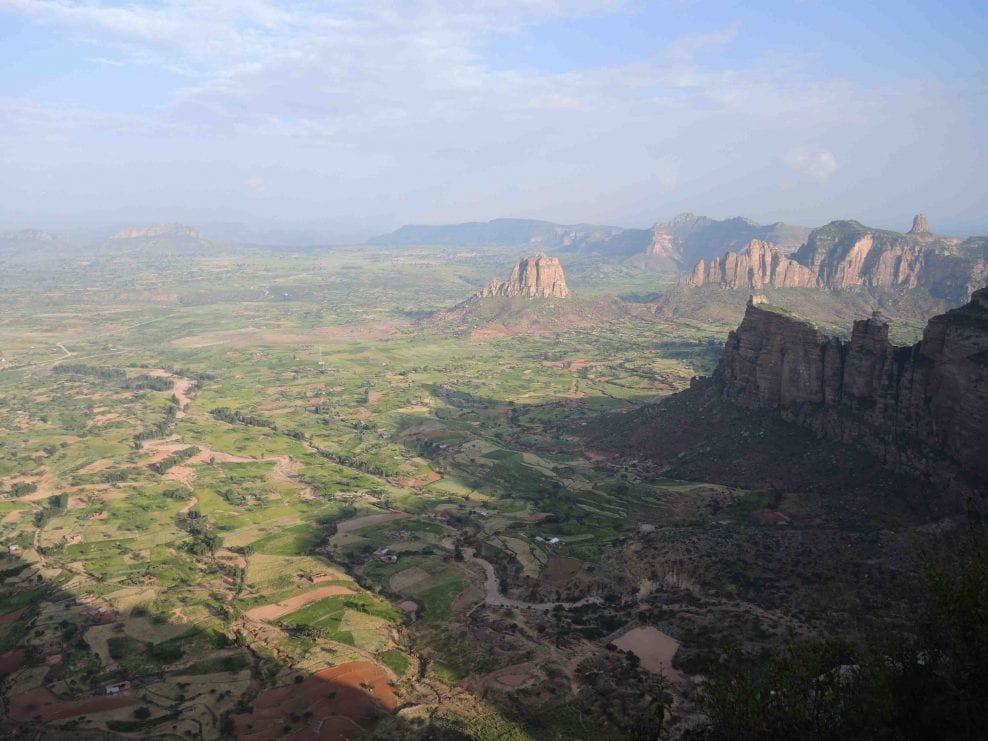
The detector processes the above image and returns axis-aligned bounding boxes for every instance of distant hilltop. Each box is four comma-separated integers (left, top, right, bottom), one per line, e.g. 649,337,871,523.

644,213,811,269
480,254,570,299
0,229,57,242
112,223,204,241
369,217,627,251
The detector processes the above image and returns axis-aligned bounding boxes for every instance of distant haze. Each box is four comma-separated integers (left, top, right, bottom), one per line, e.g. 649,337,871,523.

1,1,987,236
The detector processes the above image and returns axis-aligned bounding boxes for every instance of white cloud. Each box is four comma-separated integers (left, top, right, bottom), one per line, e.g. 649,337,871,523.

784,148,839,183
0,1,856,144
4,1,979,229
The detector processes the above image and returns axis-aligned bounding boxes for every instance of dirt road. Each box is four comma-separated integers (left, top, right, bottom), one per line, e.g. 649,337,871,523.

461,547,600,612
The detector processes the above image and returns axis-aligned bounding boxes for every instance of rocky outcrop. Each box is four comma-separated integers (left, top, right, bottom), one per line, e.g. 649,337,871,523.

689,219,987,304
909,213,931,235
689,240,820,289
646,213,811,267
793,221,929,289
714,290,988,493
791,220,988,302
480,254,570,299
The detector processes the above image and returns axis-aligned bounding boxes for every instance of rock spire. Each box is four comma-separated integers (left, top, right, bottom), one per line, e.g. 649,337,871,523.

480,254,570,298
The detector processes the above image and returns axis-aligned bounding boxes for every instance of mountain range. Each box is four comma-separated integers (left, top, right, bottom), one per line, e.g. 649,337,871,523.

369,213,811,266
689,217,988,303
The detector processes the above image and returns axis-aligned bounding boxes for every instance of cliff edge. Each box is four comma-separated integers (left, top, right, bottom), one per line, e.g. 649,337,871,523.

715,289,988,491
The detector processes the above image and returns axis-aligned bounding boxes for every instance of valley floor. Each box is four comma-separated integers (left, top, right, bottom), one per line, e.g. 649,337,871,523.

0,244,957,739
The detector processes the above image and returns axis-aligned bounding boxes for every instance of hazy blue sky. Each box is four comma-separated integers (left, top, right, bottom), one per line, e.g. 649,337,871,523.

2,0,986,237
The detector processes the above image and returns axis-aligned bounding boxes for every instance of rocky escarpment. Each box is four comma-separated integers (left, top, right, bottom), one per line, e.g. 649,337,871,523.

480,254,570,298
792,218,987,302
714,290,988,495
646,213,811,268
689,240,820,289
688,217,988,303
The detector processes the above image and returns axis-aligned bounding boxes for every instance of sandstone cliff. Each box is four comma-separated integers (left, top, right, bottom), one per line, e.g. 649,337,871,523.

646,213,811,267
689,240,820,289
714,290,988,493
688,217,987,303
480,254,570,299
791,219,986,302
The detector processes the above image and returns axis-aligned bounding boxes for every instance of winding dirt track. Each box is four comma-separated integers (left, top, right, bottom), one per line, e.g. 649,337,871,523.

461,547,600,612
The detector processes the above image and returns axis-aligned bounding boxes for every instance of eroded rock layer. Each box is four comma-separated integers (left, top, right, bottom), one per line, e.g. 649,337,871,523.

714,290,988,491
689,240,820,289
480,254,570,299
689,217,988,303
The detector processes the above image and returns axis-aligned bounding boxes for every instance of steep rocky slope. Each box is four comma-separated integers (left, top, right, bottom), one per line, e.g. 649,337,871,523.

687,217,988,303
714,290,988,494
480,253,570,298
646,213,811,267
791,218,987,302
908,213,931,235
588,289,988,512
689,240,820,289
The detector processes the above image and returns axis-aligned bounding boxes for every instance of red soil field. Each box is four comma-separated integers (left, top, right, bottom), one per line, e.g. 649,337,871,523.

0,648,26,676
0,607,26,624
8,687,139,722
233,661,397,741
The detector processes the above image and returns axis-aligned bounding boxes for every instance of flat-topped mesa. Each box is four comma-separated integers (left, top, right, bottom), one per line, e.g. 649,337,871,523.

908,213,931,235
480,253,570,298
714,289,988,488
689,240,820,289
112,223,203,240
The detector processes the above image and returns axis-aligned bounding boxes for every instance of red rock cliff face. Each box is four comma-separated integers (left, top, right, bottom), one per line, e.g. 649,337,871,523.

689,219,988,304
715,290,988,491
480,253,570,298
792,220,987,302
689,240,820,289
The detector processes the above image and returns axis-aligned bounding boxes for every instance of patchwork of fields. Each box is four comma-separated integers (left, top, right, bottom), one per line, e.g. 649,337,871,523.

0,243,940,738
